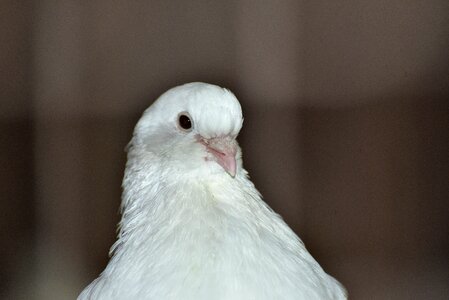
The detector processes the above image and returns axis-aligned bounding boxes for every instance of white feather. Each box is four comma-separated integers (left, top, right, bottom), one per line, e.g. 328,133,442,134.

79,82,347,300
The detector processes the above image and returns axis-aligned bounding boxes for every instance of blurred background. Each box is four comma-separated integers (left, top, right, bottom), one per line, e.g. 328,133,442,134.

1,0,448,299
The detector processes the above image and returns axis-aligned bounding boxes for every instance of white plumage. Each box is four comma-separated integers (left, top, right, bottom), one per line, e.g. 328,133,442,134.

79,82,347,300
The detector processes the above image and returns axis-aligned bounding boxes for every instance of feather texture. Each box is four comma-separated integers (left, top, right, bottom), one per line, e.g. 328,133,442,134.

78,82,347,300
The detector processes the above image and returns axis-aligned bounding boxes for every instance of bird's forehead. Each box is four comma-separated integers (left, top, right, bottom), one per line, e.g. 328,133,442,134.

186,87,242,137
161,83,243,137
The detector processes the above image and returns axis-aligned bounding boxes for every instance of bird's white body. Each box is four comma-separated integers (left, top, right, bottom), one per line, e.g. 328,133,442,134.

79,83,346,300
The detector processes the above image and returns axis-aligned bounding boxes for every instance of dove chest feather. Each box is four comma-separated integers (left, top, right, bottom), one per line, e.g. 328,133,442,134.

91,168,345,300
123,176,307,299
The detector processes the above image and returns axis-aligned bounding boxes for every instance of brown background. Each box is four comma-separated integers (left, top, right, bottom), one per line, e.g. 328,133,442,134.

1,1,448,299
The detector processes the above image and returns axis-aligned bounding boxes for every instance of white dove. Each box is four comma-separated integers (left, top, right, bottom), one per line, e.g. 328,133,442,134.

78,82,347,300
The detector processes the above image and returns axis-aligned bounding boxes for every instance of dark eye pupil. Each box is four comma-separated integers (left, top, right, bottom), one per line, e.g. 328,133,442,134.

179,114,192,130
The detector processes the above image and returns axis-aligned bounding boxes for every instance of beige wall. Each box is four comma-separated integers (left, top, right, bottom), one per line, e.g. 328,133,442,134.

1,1,448,299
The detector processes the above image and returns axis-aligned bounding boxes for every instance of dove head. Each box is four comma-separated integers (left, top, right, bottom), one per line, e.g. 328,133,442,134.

130,82,244,179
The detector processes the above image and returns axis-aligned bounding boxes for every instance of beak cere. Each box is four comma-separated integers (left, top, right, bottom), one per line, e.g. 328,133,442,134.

201,136,237,177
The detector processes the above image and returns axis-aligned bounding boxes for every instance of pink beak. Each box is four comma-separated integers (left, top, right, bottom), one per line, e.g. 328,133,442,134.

200,136,237,177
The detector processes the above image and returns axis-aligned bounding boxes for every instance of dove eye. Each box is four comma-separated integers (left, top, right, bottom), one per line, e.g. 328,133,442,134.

178,113,193,131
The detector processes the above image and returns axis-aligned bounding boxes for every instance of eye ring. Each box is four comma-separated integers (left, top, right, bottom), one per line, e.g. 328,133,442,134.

177,112,193,132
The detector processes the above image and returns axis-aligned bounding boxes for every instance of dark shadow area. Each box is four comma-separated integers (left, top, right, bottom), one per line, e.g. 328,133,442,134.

300,97,449,299
0,0,35,298
0,118,36,297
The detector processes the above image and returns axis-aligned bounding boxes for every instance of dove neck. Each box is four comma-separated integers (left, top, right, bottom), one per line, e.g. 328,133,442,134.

116,154,248,249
